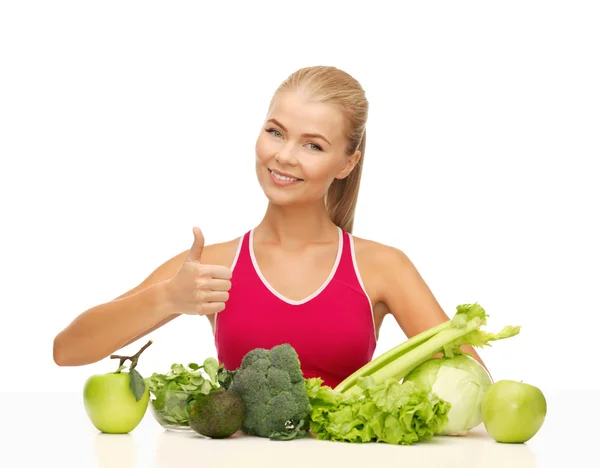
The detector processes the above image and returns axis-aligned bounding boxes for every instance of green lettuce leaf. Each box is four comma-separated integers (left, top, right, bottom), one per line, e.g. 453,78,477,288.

306,377,451,445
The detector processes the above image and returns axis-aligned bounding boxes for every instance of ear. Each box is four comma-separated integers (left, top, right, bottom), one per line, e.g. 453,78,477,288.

335,150,361,180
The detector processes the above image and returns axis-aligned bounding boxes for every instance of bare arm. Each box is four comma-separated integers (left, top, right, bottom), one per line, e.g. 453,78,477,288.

52,250,187,366
53,226,234,367
379,246,489,374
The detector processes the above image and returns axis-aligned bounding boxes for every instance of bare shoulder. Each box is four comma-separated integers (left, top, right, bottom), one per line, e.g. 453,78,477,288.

198,237,242,268
351,236,413,305
352,235,412,273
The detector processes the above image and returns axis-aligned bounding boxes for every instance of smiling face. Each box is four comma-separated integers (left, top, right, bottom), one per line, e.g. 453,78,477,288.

255,90,360,207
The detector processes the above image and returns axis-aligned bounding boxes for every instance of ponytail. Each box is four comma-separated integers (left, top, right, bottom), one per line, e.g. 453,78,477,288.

325,130,366,234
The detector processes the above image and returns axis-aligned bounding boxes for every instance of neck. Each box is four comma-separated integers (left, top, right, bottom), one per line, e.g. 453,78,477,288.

255,200,339,248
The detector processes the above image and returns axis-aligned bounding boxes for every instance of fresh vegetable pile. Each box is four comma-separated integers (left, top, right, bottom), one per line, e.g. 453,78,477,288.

143,344,311,439
82,302,547,445
306,302,522,444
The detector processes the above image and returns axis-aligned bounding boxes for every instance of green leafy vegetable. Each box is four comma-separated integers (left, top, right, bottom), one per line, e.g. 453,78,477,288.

335,303,520,397
203,358,219,382
145,357,231,427
306,377,451,445
217,366,237,390
403,355,493,435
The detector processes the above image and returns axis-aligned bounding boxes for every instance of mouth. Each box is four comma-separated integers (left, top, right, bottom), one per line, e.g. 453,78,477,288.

268,168,303,185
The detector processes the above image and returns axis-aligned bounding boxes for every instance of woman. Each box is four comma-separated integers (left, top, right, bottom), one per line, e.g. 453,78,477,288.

53,66,485,388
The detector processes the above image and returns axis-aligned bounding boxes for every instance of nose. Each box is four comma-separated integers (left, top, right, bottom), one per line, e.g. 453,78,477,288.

275,143,298,166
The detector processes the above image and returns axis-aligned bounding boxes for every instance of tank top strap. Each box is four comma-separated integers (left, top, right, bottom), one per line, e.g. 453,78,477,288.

331,229,372,298
230,230,253,276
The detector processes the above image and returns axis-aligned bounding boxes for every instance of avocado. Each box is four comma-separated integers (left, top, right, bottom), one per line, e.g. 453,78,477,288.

189,389,246,438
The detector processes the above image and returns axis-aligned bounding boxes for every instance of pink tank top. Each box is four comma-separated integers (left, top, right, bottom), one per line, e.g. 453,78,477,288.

214,227,377,389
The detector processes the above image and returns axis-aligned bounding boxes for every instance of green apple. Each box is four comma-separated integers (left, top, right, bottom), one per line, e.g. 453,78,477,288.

83,340,153,434
481,379,547,443
84,371,149,434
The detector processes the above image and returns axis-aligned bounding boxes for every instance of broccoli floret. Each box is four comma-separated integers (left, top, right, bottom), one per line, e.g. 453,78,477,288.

229,343,310,439
266,367,292,395
290,381,311,421
266,392,296,426
270,345,305,383
240,348,270,368
232,367,267,396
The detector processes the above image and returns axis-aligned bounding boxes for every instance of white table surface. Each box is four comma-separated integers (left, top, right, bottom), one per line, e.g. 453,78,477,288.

2,390,596,467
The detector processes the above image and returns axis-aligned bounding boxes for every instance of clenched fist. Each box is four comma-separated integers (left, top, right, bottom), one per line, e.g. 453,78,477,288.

165,227,232,316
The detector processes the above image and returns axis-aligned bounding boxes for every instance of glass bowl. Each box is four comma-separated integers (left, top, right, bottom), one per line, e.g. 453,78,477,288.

148,390,199,432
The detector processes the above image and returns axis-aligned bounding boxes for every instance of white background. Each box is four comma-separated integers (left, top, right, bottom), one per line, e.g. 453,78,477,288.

1,1,598,395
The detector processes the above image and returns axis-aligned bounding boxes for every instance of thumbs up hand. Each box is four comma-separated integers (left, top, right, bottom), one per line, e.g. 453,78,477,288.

185,226,206,263
166,227,232,316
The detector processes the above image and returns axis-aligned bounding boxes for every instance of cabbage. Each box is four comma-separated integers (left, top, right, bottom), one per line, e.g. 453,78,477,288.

402,355,493,435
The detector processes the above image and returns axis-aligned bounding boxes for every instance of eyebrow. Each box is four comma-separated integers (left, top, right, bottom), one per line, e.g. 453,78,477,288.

267,118,332,146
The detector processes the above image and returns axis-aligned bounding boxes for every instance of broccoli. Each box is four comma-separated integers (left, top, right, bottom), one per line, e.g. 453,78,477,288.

229,343,311,440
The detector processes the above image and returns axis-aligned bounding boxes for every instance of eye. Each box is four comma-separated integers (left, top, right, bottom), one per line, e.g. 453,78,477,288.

307,143,323,152
266,128,283,138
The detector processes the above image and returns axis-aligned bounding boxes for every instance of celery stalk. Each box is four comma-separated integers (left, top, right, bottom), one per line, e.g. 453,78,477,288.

341,320,483,397
335,303,520,396
334,320,450,393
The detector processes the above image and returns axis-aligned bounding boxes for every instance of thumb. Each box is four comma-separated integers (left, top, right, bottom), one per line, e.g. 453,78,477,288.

185,226,205,262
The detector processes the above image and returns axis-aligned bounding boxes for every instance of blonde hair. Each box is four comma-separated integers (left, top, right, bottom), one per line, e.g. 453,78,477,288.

269,66,369,233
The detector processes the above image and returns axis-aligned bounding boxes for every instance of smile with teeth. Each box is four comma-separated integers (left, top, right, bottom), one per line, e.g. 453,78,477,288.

269,169,302,182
